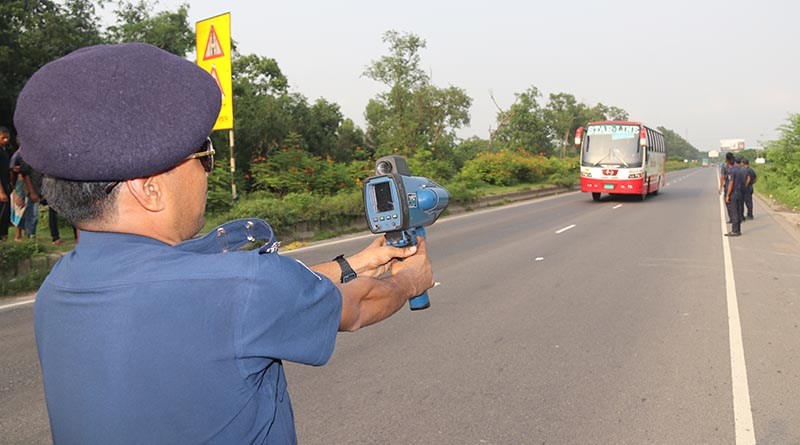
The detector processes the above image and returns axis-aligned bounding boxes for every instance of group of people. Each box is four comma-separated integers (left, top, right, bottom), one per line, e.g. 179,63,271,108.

0,126,74,243
720,151,757,237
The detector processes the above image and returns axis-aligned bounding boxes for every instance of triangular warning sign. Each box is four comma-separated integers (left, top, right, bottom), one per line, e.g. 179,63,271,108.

209,65,225,100
203,25,225,61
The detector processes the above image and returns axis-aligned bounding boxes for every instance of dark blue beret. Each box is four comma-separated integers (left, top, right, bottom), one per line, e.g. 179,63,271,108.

14,43,221,181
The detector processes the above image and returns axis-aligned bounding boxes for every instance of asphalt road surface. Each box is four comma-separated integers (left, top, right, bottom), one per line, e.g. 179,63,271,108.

2,167,799,444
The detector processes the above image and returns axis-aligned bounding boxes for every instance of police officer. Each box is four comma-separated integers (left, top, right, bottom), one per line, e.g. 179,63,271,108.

719,155,732,222
16,43,434,444
734,157,746,224
724,152,746,236
742,158,757,219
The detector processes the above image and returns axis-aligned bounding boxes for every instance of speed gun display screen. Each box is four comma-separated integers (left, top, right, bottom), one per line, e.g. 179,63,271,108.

366,178,404,233
374,181,394,212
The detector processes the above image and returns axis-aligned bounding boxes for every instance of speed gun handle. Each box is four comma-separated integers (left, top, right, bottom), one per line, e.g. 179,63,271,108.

385,227,430,310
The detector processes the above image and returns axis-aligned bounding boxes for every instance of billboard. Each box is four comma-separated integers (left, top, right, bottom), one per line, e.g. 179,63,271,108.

720,139,745,152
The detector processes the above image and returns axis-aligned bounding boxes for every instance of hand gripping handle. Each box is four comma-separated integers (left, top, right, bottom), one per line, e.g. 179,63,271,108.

385,227,430,311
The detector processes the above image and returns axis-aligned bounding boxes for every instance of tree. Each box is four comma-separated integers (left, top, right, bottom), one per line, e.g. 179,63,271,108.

492,86,553,155
105,1,193,57
363,30,471,157
544,93,583,158
657,126,701,160
0,0,104,129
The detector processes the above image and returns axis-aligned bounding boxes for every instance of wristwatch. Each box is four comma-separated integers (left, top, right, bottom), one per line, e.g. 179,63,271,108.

333,255,357,283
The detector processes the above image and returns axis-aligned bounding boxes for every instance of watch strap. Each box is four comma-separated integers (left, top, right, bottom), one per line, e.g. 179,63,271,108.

333,255,357,283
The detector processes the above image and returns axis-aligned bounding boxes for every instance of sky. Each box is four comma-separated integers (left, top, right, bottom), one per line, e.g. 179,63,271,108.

108,0,799,152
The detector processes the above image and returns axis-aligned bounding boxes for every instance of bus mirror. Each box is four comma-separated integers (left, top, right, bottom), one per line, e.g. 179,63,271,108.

574,127,584,146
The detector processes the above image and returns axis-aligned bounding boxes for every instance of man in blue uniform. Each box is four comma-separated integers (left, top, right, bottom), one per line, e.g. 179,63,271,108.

719,157,732,222
724,152,746,237
742,158,757,219
734,157,746,224
15,43,434,444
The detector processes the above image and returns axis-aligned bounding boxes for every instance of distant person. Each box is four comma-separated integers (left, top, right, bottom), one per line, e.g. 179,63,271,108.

734,157,745,224
48,206,77,245
724,152,745,237
719,157,732,222
0,127,11,241
17,148,44,239
742,158,757,219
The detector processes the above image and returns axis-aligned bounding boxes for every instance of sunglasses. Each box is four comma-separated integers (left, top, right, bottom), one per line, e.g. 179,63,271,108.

105,138,215,194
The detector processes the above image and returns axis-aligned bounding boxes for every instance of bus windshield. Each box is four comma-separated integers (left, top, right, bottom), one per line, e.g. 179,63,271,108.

581,125,643,168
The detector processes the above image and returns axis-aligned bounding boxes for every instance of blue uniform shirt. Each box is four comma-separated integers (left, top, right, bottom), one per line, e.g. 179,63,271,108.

34,219,342,444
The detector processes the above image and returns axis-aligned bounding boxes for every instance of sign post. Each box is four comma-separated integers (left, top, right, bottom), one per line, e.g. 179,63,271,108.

196,13,236,200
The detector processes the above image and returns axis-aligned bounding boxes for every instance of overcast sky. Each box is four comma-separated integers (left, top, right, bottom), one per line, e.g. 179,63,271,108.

122,0,798,152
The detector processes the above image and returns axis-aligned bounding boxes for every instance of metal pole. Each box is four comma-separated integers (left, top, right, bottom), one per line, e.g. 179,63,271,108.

228,129,237,201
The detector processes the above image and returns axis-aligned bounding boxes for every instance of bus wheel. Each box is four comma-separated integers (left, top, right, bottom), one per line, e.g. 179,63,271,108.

592,192,601,201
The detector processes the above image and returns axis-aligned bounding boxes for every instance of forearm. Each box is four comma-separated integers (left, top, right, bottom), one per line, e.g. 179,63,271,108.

337,272,419,332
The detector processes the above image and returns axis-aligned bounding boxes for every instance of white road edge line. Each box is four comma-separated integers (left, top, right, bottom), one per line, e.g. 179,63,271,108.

0,298,36,311
719,193,756,444
555,224,575,234
612,204,623,209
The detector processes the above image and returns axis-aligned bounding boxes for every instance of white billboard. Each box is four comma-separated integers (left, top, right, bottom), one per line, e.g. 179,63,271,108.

720,139,745,152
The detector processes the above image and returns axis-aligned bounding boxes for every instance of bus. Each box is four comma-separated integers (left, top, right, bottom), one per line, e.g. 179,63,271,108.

574,121,666,201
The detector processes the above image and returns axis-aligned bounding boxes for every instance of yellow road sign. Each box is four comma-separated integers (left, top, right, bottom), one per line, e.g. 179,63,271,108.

196,13,233,130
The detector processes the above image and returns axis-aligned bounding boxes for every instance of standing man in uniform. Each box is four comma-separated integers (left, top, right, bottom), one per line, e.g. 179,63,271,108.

742,158,757,219
719,155,732,222
724,152,745,237
16,43,435,444
734,157,746,224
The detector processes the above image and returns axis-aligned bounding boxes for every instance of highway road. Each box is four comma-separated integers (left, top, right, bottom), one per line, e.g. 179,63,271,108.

2,167,800,444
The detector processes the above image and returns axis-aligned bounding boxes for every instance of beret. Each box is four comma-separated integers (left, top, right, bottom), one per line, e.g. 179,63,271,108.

14,42,221,181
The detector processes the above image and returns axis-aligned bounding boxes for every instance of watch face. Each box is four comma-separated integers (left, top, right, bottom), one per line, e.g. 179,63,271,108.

342,271,357,283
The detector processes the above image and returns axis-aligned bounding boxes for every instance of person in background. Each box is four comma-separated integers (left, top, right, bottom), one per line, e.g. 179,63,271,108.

742,158,757,219
17,148,43,239
719,156,732,222
0,127,11,241
734,157,746,224
724,152,746,237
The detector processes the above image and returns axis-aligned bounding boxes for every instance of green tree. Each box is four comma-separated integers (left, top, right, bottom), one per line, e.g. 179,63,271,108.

658,126,701,160
105,1,193,57
0,0,104,128
363,30,472,157
334,118,366,162
492,86,553,155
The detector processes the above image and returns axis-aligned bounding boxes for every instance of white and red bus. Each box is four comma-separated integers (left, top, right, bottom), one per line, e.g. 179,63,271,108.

574,121,666,201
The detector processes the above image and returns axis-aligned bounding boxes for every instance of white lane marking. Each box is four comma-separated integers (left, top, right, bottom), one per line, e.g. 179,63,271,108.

432,282,441,288
555,224,575,234
0,298,35,311
534,257,544,261
719,193,756,444
612,204,623,209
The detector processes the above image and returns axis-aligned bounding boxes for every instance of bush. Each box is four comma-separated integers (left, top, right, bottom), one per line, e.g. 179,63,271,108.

0,239,45,296
0,239,37,274
456,150,566,186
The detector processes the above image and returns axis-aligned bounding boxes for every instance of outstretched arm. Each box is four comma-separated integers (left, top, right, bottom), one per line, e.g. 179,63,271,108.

337,238,433,332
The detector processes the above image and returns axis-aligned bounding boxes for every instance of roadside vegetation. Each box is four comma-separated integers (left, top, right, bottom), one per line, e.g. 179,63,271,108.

752,114,800,209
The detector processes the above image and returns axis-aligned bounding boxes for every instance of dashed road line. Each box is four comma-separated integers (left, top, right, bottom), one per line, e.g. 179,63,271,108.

555,224,575,234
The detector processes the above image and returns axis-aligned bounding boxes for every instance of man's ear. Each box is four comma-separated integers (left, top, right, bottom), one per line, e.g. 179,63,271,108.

124,176,166,212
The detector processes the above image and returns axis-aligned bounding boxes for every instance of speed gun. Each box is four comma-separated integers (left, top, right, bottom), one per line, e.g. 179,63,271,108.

363,156,450,310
